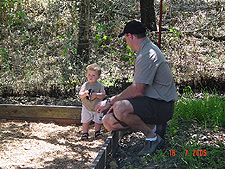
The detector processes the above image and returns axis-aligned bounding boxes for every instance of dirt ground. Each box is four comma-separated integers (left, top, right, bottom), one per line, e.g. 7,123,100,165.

0,119,110,169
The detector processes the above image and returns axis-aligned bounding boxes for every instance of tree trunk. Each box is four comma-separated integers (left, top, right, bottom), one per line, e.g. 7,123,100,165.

77,0,90,63
140,0,157,31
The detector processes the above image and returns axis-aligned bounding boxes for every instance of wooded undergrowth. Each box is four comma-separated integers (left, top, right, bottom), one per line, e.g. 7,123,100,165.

1,0,224,98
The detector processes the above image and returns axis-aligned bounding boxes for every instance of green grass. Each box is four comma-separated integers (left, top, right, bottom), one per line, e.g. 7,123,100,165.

174,87,225,128
139,88,225,169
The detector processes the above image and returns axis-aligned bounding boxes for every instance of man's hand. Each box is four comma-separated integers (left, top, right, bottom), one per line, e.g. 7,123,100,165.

95,100,110,113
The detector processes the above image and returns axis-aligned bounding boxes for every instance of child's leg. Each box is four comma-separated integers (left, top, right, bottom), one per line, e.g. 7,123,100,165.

82,120,92,133
95,123,103,138
94,122,102,132
81,106,93,134
81,120,92,140
81,106,94,140
93,112,103,131
93,112,103,138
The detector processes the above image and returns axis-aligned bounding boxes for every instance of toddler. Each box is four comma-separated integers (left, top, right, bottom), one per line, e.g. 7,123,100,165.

79,63,106,140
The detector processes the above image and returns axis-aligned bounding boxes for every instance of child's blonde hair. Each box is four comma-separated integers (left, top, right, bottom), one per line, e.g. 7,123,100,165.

86,63,101,76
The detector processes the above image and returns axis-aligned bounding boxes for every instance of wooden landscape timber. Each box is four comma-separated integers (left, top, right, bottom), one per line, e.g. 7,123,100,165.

90,131,125,169
0,104,82,125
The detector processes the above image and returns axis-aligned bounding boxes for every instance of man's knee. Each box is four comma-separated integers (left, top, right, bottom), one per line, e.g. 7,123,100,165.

102,113,111,125
102,114,112,131
113,100,133,120
102,113,119,131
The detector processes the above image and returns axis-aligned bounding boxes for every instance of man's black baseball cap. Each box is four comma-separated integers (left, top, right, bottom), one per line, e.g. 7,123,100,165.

118,20,146,38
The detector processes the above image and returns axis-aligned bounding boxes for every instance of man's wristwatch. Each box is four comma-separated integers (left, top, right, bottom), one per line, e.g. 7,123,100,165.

106,98,112,106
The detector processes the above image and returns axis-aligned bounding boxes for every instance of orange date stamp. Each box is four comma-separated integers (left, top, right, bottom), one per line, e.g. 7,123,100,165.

169,149,207,156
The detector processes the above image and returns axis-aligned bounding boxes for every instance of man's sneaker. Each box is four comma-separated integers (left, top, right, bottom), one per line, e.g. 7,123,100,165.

156,123,167,139
137,134,164,156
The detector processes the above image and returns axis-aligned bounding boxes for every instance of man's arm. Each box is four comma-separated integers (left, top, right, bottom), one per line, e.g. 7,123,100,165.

95,83,146,113
110,83,146,105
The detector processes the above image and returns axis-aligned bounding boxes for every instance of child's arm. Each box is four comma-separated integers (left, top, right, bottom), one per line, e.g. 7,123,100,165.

79,84,89,99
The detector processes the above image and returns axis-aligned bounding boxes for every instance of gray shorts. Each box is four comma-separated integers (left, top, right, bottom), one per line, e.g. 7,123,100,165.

112,96,174,127
81,106,103,124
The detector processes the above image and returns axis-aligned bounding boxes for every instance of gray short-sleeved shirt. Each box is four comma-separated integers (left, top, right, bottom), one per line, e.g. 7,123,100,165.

82,81,104,112
134,38,177,102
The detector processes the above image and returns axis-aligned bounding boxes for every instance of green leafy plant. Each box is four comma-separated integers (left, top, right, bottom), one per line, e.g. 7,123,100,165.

94,24,112,47
119,45,135,65
175,87,225,128
170,27,181,37
1,47,10,71
61,30,76,55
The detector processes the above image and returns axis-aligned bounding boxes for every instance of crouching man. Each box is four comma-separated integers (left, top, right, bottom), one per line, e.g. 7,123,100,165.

95,20,177,156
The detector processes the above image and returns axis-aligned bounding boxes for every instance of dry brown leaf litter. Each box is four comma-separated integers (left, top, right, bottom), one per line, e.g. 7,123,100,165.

0,119,110,169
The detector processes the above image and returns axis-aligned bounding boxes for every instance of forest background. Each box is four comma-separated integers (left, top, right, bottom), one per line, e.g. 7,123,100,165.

0,0,225,168
0,0,224,100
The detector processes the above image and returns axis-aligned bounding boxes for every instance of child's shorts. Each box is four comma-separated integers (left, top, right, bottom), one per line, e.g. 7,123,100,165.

81,105,103,124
